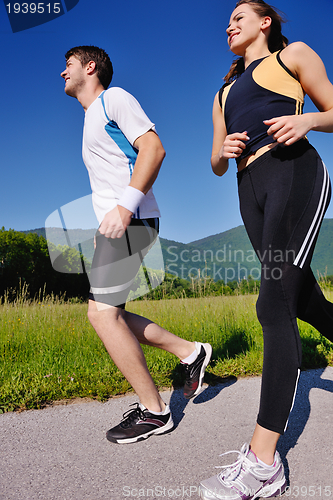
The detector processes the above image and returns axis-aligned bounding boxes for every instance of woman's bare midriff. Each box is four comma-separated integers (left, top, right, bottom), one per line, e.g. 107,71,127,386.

237,142,279,172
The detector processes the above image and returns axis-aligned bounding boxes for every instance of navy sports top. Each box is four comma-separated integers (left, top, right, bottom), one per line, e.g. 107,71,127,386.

218,50,305,164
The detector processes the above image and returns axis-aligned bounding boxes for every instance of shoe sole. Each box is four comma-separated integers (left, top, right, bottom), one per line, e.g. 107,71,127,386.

199,477,286,500
185,343,212,400
106,417,174,444
257,477,287,499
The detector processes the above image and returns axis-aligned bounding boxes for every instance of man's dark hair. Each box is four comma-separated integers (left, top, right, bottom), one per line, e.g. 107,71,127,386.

65,46,113,89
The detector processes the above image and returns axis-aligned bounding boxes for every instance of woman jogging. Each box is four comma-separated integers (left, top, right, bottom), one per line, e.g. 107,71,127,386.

200,1,333,499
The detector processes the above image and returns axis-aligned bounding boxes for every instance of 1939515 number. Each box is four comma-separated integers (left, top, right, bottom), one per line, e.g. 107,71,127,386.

6,3,61,14
282,485,332,497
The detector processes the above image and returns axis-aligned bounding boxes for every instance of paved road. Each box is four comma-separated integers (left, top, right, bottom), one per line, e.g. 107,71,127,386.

1,367,333,500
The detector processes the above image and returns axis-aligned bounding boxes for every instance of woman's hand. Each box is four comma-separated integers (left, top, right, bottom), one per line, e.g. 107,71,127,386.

264,114,313,146
211,129,249,176
211,90,249,176
218,131,250,159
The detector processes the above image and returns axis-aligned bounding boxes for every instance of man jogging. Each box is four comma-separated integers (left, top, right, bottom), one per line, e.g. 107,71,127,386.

60,45,212,444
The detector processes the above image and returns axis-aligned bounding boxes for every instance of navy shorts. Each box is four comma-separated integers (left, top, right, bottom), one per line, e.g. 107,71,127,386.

88,218,159,308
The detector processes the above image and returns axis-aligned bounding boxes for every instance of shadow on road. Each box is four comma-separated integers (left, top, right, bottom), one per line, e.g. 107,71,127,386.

169,376,237,428
277,368,333,483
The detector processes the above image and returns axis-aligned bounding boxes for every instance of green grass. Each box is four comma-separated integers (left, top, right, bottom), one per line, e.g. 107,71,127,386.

0,292,332,413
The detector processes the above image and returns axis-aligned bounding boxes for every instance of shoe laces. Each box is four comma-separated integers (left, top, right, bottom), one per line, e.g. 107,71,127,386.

121,403,147,427
215,444,254,485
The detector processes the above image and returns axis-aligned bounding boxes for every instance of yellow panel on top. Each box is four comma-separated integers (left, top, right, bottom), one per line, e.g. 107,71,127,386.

252,51,304,104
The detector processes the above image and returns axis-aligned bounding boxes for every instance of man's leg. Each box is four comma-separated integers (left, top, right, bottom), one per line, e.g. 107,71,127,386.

88,299,166,412
124,310,195,360
88,301,210,405
124,310,212,400
88,299,206,444
87,218,211,443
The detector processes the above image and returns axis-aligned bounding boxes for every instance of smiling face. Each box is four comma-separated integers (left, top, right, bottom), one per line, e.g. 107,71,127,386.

226,3,271,56
61,55,87,98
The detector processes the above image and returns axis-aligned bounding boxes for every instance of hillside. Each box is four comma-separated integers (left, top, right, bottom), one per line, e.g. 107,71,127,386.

310,219,333,278
25,218,333,282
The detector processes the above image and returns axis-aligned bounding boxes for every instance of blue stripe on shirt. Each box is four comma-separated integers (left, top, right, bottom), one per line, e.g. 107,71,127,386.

100,92,140,218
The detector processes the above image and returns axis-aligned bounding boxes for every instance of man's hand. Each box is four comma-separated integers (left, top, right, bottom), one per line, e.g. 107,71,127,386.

98,205,133,239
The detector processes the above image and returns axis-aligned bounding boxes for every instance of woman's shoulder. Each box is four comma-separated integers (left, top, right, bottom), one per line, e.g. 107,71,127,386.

280,42,313,60
279,42,315,77
216,81,236,109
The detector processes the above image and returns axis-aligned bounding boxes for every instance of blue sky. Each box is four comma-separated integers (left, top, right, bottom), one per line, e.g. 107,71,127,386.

1,0,333,243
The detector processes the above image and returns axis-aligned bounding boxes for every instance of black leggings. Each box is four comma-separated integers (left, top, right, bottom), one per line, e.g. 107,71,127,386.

237,139,333,434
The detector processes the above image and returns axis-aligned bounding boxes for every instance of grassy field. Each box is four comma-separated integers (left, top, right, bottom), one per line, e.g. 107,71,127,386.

1,291,332,413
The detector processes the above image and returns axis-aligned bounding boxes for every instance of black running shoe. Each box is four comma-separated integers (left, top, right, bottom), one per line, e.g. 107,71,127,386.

106,403,174,444
182,342,212,399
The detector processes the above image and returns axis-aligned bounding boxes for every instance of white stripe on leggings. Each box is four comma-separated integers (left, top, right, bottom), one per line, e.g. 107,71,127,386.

284,368,300,433
293,161,329,269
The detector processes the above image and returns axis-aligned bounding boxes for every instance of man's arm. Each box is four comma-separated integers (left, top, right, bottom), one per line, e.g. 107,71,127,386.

98,130,165,239
130,130,166,193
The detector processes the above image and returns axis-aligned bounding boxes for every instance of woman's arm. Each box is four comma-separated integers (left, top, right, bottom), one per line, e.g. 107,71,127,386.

264,42,333,145
211,92,249,176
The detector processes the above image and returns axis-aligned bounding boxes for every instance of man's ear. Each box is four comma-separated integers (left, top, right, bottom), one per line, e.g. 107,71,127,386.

86,60,96,75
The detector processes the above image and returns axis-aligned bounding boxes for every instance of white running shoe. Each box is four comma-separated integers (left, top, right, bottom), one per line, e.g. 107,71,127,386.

200,443,286,500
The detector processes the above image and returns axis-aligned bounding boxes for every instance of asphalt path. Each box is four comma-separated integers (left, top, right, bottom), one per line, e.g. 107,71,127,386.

1,367,332,500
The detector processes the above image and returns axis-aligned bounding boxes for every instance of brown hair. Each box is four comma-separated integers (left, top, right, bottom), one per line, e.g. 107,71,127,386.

65,46,113,89
224,0,288,83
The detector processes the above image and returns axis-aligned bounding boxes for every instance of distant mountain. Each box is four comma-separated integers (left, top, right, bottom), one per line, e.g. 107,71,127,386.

160,226,259,283
24,218,333,283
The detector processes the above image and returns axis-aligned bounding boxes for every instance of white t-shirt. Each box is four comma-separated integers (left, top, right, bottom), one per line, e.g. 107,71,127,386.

82,87,161,224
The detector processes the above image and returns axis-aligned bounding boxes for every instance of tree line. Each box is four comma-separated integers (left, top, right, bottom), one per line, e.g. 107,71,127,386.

0,228,90,301
133,268,261,301
0,228,265,303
